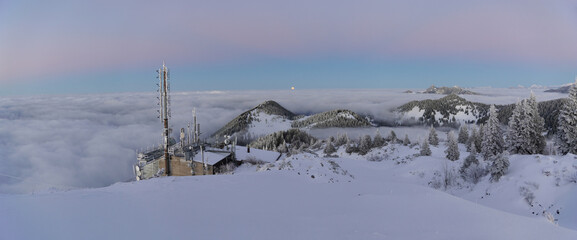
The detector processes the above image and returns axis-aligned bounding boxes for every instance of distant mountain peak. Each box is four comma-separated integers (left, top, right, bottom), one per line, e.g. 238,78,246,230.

396,94,488,126
418,85,480,95
211,100,296,140
545,83,575,93
253,100,296,118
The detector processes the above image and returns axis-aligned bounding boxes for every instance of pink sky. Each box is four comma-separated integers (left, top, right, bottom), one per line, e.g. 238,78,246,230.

1,0,577,93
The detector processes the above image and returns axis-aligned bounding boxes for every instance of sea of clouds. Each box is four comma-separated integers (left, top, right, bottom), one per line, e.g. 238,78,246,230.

0,88,565,194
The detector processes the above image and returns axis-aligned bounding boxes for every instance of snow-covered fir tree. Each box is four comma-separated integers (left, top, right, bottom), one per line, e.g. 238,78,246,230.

460,151,478,174
467,127,477,152
358,135,373,155
403,134,411,146
507,100,525,154
373,131,385,148
277,140,288,153
345,138,358,154
388,130,397,143
420,139,432,156
310,138,323,150
467,138,478,154
428,126,439,146
458,125,469,144
482,105,505,160
475,124,484,153
525,93,546,154
489,152,510,182
445,131,460,161
508,94,545,155
557,80,577,155
334,133,348,147
460,150,485,183
324,140,336,155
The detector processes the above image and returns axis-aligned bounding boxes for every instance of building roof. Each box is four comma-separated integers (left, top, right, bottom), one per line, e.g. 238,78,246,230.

193,151,231,165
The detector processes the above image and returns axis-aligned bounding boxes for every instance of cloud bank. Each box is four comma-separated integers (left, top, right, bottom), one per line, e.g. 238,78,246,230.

0,88,566,193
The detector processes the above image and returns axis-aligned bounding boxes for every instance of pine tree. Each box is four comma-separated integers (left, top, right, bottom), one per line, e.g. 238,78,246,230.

508,94,546,155
373,131,385,148
475,124,484,153
507,100,525,154
388,130,397,143
460,151,485,183
445,131,460,161
428,126,439,146
557,81,577,155
467,138,478,154
358,135,373,155
420,139,432,156
482,105,505,160
489,152,510,182
277,140,288,153
334,133,348,147
458,125,469,144
403,134,411,146
460,152,478,174
525,93,546,154
324,140,336,155
467,127,477,152
310,139,323,150
345,138,358,154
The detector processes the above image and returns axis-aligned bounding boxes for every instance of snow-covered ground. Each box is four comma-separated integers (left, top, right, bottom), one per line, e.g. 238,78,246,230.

1,87,575,239
2,142,576,239
245,110,293,138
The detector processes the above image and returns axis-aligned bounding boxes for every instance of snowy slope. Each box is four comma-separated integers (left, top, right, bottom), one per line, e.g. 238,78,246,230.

213,102,371,143
291,109,372,129
244,110,293,137
2,169,576,240
2,88,576,239
2,147,577,239
211,100,296,142
396,94,488,126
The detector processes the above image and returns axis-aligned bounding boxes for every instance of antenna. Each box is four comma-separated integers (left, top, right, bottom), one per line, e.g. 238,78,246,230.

187,122,191,146
193,108,198,144
180,128,186,150
158,61,171,176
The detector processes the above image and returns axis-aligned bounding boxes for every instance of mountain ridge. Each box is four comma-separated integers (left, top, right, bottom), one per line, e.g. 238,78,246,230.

212,101,372,143
396,94,565,134
405,85,480,95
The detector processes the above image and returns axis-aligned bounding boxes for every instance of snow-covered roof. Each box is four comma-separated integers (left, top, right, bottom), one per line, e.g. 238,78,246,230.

193,151,231,165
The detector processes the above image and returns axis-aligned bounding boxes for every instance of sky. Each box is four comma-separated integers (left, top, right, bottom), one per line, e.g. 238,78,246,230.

1,0,577,95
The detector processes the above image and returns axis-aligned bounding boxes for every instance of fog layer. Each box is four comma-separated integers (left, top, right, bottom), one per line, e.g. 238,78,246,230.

0,88,564,193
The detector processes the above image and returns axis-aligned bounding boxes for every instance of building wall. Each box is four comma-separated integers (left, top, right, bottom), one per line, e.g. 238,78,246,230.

137,150,235,180
159,156,194,176
192,162,214,175
137,159,159,180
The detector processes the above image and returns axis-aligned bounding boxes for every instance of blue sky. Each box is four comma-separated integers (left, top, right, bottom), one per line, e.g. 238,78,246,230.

1,0,577,95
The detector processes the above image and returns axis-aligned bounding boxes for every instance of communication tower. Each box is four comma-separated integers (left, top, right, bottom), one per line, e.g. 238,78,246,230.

193,108,199,144
157,61,171,176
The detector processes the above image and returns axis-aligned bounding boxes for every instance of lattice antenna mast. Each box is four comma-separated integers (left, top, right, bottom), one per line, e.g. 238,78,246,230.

193,108,198,144
157,61,171,176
